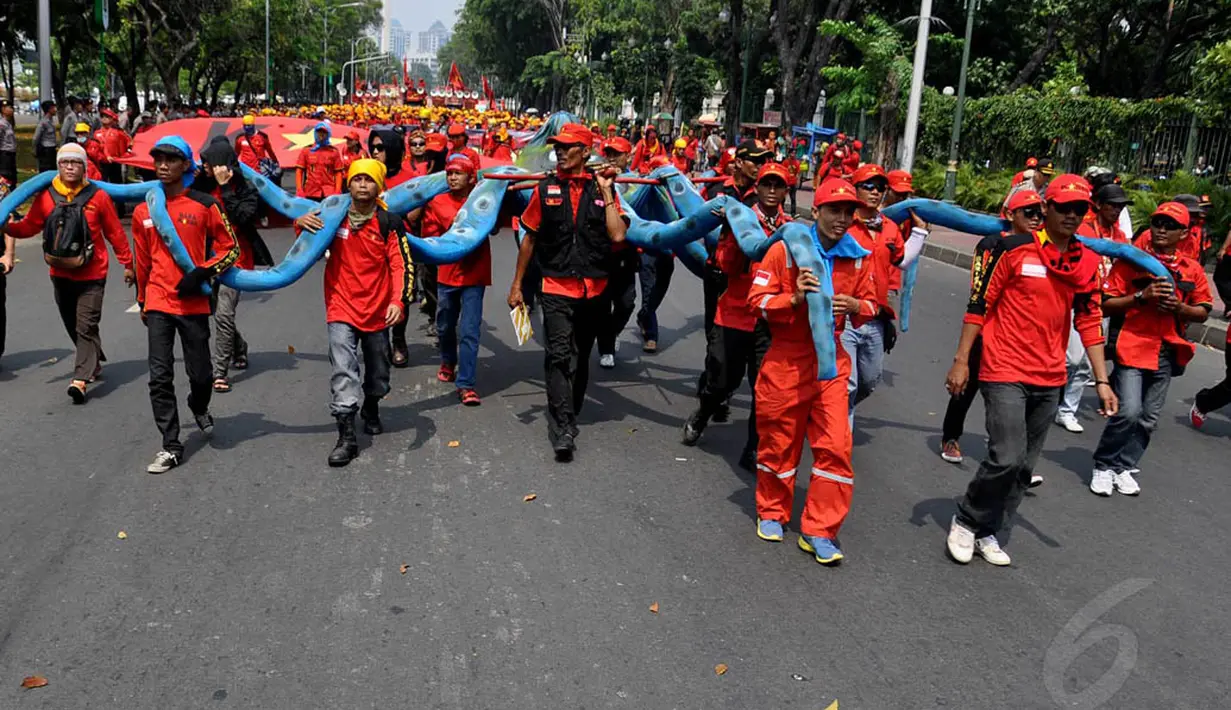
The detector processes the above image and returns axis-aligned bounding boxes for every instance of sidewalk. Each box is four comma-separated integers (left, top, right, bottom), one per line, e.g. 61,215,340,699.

790,186,1228,352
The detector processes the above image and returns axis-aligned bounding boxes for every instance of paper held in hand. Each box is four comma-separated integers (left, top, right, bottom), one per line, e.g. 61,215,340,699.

510,305,533,346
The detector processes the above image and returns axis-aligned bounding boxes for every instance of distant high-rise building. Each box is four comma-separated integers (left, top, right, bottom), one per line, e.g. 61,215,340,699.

389,19,406,60
418,20,451,55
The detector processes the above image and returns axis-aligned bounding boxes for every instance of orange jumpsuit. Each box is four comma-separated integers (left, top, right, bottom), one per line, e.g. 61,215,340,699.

747,237,878,538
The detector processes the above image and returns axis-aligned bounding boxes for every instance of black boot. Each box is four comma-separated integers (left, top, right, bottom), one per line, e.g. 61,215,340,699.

328,414,359,467
360,396,383,435
681,408,709,446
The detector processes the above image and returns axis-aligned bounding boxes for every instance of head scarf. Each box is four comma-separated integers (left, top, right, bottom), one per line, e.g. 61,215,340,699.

150,135,198,187
368,128,404,178
193,135,242,193
310,121,332,152
346,158,388,228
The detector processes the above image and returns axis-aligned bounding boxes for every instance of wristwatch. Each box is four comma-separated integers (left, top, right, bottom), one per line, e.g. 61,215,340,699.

1133,290,1145,303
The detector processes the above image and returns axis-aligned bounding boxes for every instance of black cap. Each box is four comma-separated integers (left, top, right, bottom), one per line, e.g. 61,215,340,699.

1093,184,1130,205
1173,193,1204,215
736,140,770,160
1037,157,1056,175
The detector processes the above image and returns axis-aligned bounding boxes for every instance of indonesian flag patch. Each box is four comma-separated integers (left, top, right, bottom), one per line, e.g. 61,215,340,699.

547,184,562,195
752,269,771,286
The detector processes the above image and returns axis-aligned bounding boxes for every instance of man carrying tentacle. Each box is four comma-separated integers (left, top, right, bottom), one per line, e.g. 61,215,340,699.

294,159,411,468
747,178,878,566
596,137,638,370
843,164,928,425
681,162,791,470
132,137,240,474
508,123,628,462
944,175,1118,567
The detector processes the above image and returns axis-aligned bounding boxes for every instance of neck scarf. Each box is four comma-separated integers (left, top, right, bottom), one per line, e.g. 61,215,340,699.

348,204,377,231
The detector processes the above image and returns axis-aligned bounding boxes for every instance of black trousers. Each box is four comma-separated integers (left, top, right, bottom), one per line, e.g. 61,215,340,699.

956,382,1061,537
941,336,983,442
1195,347,1231,415
36,145,57,173
146,311,213,455
696,322,771,453
52,277,107,381
541,293,605,447
597,250,639,356
0,150,16,188
0,270,6,362
1213,255,1231,312
701,263,726,339
101,163,123,185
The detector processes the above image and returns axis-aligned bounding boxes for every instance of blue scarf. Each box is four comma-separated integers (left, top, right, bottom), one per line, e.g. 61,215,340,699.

810,224,871,318
310,121,332,152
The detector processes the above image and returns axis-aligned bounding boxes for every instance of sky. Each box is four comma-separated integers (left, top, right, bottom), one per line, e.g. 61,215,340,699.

391,0,462,39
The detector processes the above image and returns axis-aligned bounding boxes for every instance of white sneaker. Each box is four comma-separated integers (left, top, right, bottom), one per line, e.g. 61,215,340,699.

1055,412,1084,433
599,354,615,369
946,516,975,564
1090,469,1114,496
146,450,180,474
1113,469,1141,496
975,536,1012,566
1029,473,1044,488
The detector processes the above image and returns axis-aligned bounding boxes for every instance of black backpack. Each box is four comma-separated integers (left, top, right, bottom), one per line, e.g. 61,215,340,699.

42,184,100,269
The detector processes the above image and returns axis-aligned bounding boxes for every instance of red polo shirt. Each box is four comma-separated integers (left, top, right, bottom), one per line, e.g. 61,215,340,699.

1103,253,1212,370
425,190,491,288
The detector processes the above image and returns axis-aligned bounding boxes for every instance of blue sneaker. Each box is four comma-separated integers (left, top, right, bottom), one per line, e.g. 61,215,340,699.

798,535,844,565
756,518,784,542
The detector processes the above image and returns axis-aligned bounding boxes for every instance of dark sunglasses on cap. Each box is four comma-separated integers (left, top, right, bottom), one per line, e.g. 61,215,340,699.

1149,215,1184,231
1019,206,1044,221
1050,201,1089,216
855,180,887,192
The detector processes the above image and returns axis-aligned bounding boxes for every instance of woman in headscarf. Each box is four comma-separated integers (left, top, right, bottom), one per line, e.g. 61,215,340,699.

195,136,273,392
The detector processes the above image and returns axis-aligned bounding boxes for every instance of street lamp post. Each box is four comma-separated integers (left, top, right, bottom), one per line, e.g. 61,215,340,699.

322,2,364,103
265,0,270,103
943,0,978,201
899,0,934,172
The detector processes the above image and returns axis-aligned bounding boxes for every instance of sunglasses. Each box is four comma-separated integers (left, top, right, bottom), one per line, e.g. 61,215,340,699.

1149,216,1184,230
1050,201,1089,217
409,141,426,147
1019,206,1044,221
371,143,386,152
855,180,887,192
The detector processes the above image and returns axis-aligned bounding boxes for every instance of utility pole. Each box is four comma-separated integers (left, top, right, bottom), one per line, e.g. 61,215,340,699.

265,0,271,102
943,0,977,201
38,0,53,101
899,0,933,172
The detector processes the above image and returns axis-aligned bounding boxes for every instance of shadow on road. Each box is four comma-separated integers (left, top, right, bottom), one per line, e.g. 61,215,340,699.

0,347,73,379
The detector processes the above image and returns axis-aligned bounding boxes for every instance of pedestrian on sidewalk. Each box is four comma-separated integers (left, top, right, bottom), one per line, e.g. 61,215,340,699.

294,158,410,467
61,97,83,145
194,137,272,393
0,231,13,369
34,101,59,174
682,162,791,470
1090,201,1212,497
0,100,17,188
2,143,134,403
508,123,628,462
427,154,487,406
132,137,240,474
938,190,1044,464
945,175,1117,567
748,178,878,565
596,138,638,369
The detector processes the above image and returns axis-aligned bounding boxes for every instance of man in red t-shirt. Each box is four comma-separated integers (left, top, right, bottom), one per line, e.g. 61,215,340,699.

508,123,628,461
295,158,411,467
295,122,343,199
426,155,486,405
3,143,134,403
94,109,131,185
682,162,790,465
234,115,278,172
445,123,482,167
131,137,240,474
1091,201,1212,497
630,125,665,175
945,175,1118,567
340,130,368,172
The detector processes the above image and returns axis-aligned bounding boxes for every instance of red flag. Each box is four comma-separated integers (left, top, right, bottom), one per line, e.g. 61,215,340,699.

482,75,494,104
402,59,410,89
448,62,466,92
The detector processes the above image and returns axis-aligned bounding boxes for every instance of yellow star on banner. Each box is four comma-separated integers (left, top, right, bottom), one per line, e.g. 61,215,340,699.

282,132,346,150
824,702,838,710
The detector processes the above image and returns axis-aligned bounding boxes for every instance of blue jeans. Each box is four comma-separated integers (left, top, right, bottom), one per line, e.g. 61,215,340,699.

436,284,485,389
840,319,885,423
636,251,674,341
1092,356,1173,473
328,322,391,417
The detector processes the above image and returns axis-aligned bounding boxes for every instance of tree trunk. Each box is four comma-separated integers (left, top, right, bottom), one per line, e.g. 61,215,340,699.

786,0,855,128
0,43,12,104
723,0,745,140
1006,15,1059,92
873,69,901,165
661,65,677,114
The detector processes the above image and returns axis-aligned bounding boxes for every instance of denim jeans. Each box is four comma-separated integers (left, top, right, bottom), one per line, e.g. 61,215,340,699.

1092,355,1173,472
840,318,885,423
956,382,1061,537
1057,324,1092,418
328,322,391,417
436,284,485,389
636,251,675,342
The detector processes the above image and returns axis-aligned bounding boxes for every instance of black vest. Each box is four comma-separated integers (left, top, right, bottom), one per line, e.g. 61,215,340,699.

533,172,613,280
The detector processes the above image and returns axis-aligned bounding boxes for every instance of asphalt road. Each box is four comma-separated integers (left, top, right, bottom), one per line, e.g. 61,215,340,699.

1,229,1228,709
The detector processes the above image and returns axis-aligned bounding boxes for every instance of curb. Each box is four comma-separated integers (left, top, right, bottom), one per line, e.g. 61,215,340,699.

921,241,1228,353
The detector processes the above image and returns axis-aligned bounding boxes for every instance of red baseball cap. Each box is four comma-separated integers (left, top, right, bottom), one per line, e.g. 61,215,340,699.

445,154,477,175
886,169,913,193
100,108,118,120
602,137,632,155
815,178,862,207
1006,190,1043,212
1152,201,1190,228
1043,174,1092,204
196,109,210,118
446,123,467,138
425,133,448,152
757,162,792,185
345,130,361,141
1025,157,1039,168
647,154,670,169
836,132,846,141
607,124,618,132
547,122,594,147
851,163,887,184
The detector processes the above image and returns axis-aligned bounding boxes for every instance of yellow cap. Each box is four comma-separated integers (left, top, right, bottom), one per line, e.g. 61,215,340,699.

347,158,387,191
674,138,688,149
419,108,430,118
242,115,256,125
75,122,91,135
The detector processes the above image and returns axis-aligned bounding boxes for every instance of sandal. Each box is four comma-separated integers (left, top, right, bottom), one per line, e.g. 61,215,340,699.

392,347,409,368
231,355,248,370
437,364,456,383
459,388,481,406
213,378,232,393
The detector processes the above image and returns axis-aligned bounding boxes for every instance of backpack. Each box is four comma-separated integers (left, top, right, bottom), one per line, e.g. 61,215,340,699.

42,184,99,269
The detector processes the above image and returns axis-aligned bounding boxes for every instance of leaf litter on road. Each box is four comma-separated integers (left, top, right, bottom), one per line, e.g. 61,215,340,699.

117,530,127,539
714,663,728,676
448,440,460,448
649,602,659,613
21,675,49,689
523,493,537,502
399,564,410,575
